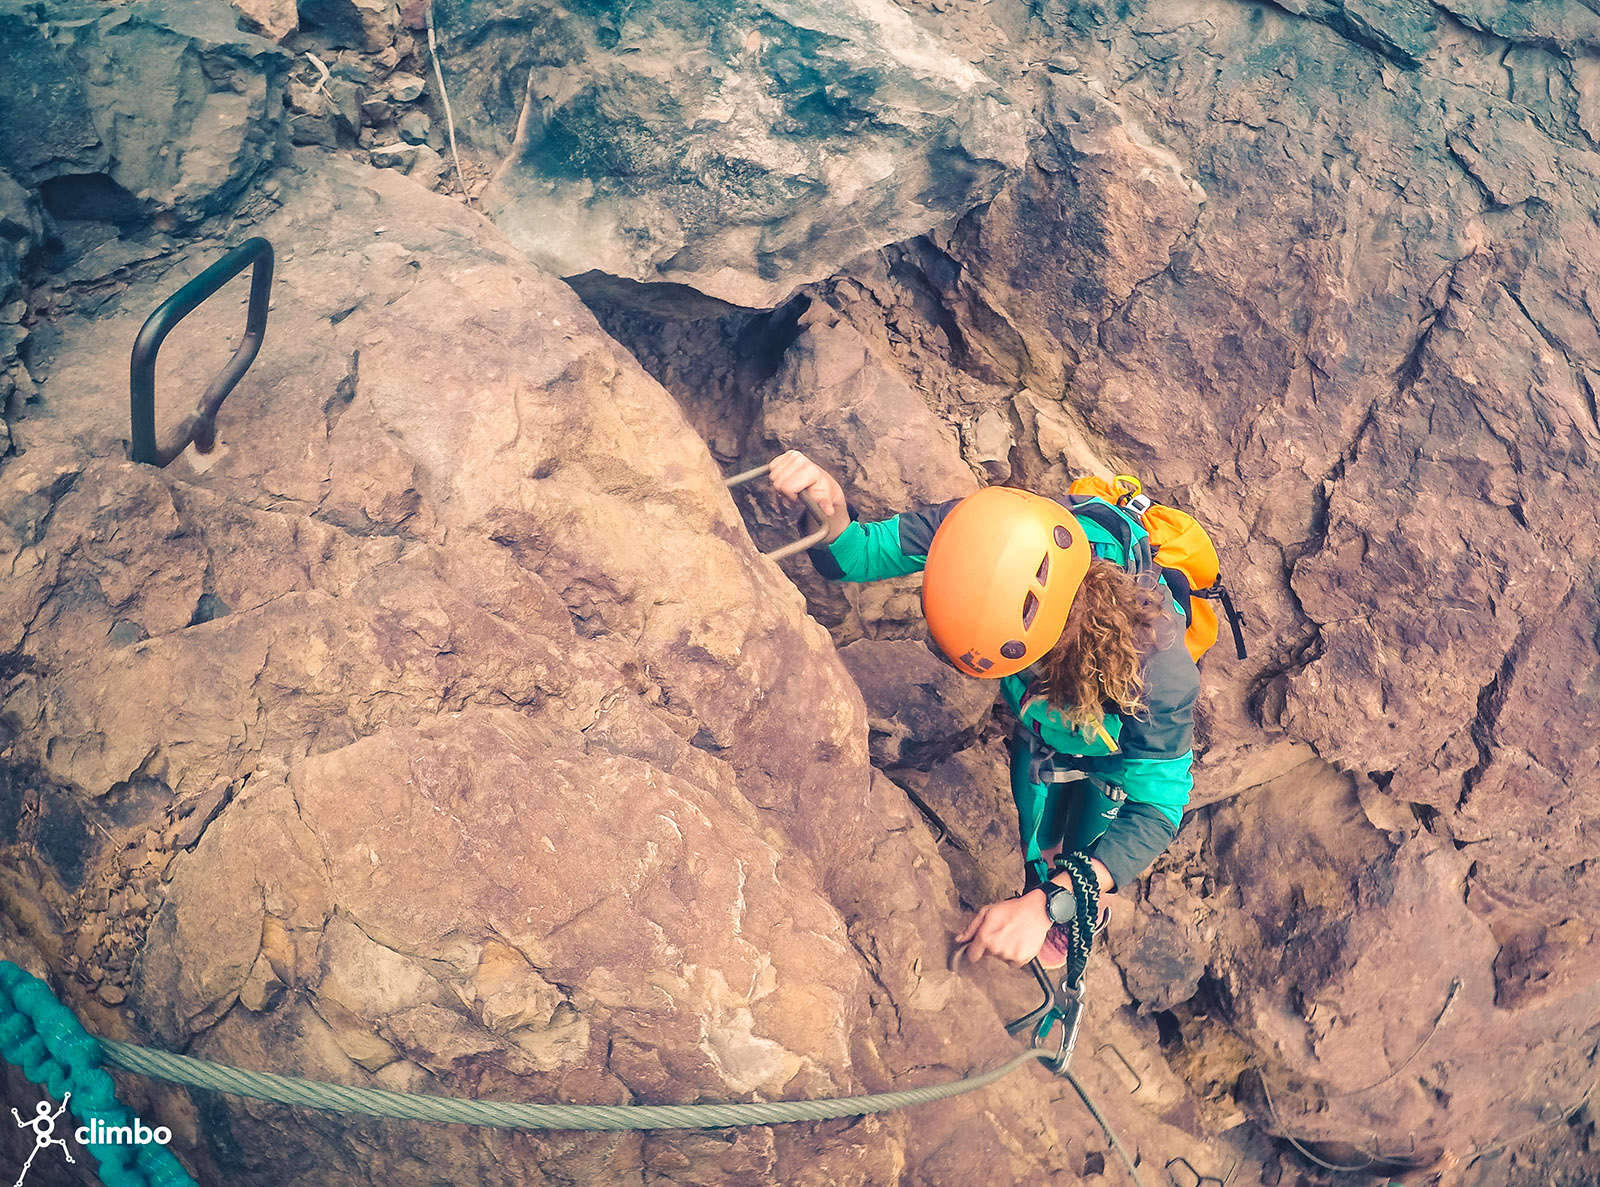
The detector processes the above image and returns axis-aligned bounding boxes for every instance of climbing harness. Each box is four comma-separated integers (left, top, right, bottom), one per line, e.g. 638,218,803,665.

724,461,831,561
129,237,273,467
1012,724,1116,955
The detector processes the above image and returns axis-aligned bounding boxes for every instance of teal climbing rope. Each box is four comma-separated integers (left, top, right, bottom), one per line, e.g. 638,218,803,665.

0,961,194,1187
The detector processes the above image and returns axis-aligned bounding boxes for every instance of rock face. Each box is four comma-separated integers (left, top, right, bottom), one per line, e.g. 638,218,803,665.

449,0,1027,306
297,0,397,51
0,1,286,229
932,71,1207,397
591,0,1600,1180
839,638,997,769
0,155,1108,1186
0,169,41,458
968,17,1600,1175
7,0,1600,1182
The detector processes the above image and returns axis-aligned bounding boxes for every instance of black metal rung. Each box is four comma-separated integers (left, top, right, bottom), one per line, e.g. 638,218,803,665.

1003,959,1086,1075
129,237,274,467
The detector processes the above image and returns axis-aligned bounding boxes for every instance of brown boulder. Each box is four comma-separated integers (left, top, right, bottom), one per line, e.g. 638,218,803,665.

0,154,1084,1185
838,638,998,770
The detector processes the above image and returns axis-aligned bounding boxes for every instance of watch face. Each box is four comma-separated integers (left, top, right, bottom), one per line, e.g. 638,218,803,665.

1045,885,1073,925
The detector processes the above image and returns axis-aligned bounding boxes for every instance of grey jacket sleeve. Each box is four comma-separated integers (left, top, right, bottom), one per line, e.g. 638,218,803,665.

1086,804,1180,894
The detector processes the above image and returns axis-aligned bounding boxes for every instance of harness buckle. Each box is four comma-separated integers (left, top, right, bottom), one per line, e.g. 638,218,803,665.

1111,475,1152,518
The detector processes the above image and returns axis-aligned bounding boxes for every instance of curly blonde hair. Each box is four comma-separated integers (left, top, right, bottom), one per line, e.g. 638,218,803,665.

1031,559,1167,733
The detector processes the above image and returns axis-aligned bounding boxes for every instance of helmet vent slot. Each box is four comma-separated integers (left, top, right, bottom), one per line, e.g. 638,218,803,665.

1035,554,1050,585
1022,590,1040,629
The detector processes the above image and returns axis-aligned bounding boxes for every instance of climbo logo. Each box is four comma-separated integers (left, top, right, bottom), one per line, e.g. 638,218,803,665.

9,1091,171,1186
10,1093,73,1186
74,1116,174,1146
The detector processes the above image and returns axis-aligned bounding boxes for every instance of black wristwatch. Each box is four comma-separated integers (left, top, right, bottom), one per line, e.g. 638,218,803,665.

1038,879,1076,925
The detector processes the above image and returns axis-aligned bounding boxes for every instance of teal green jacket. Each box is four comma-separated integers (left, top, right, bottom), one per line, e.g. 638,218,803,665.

812,496,1198,891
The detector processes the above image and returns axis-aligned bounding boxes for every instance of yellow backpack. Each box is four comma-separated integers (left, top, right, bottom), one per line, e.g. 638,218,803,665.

1069,474,1247,664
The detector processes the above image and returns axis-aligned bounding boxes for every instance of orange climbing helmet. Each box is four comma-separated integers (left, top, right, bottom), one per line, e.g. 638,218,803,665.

922,487,1091,678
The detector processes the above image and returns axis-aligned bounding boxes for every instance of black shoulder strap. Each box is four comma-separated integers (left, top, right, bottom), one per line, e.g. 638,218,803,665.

1160,564,1195,629
1195,582,1249,660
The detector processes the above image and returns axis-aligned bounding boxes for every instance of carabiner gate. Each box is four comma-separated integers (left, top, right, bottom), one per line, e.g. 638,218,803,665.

1004,959,1086,1075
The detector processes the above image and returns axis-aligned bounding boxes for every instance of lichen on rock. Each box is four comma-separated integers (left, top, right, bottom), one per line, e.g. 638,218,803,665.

452,0,1026,306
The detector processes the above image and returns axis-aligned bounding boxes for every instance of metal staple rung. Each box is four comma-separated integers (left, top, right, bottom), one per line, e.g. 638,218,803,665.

129,237,274,467
1165,1156,1225,1187
725,462,831,561
1098,1043,1142,1093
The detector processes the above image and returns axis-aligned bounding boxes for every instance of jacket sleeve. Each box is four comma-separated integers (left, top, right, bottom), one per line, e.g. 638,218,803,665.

808,500,959,582
1079,618,1200,890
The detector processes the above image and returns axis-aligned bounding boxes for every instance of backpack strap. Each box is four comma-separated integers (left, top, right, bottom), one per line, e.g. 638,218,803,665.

1064,496,1155,575
1195,581,1248,660
1159,564,1195,629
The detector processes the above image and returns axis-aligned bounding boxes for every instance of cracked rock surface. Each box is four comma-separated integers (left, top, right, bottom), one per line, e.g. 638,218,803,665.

0,155,1116,1186
444,0,1028,306
5,0,1600,1182
594,0,1600,1180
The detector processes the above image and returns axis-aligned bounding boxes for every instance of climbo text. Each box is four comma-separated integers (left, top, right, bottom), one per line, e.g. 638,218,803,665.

73,1118,173,1145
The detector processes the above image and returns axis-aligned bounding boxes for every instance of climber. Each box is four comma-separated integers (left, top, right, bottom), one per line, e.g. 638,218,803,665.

768,450,1199,981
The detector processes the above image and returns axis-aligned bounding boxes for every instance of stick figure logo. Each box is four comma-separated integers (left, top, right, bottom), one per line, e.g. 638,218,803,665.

9,1092,73,1187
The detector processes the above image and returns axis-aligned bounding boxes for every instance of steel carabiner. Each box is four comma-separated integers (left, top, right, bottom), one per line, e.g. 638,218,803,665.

1003,959,1087,1075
